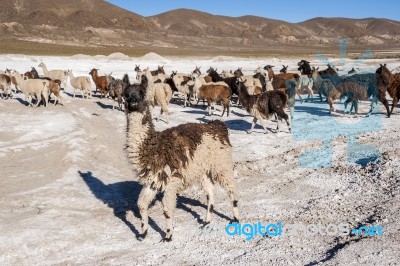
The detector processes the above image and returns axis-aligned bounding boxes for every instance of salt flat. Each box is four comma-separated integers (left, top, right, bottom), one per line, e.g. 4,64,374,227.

0,54,399,265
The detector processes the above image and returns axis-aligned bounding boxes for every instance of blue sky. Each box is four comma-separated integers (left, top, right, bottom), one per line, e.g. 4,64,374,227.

106,0,399,22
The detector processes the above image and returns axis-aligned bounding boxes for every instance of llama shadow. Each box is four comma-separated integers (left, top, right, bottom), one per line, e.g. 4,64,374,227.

176,195,231,224
181,109,208,115
79,171,231,239
14,97,30,106
79,171,164,239
196,117,274,133
14,97,47,107
96,101,113,110
63,91,87,99
230,110,252,118
294,105,332,117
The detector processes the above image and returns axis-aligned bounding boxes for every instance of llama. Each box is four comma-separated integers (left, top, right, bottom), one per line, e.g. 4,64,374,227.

311,67,368,114
207,69,238,97
141,70,173,123
0,74,12,99
263,65,299,91
67,70,92,99
280,65,288,74
5,69,21,93
233,68,262,89
348,68,356,75
171,72,195,107
38,62,67,89
254,67,273,91
221,70,234,78
31,67,63,105
234,78,291,134
192,66,202,77
108,76,129,110
376,64,400,115
124,90,239,241
47,79,63,106
318,65,389,117
150,65,165,76
10,70,50,107
295,76,313,102
192,75,231,117
89,69,108,98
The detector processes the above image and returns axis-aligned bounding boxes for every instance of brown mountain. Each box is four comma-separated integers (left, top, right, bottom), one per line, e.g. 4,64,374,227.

1,0,399,55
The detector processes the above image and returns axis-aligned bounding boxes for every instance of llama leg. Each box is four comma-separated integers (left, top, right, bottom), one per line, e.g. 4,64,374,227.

391,97,398,114
367,95,378,116
258,118,269,133
43,92,49,108
328,96,334,113
161,180,180,242
247,117,258,134
354,100,359,114
137,185,157,240
34,94,41,108
224,100,230,117
208,101,212,116
203,175,216,224
296,89,303,103
217,173,239,223
379,91,391,117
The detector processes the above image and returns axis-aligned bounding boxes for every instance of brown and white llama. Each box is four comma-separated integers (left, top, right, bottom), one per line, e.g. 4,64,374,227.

376,64,400,115
124,88,239,241
234,78,291,133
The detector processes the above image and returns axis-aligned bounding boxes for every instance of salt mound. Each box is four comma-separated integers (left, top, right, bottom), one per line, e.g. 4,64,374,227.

107,52,131,61
391,66,400,73
140,52,167,62
70,54,92,60
211,56,238,62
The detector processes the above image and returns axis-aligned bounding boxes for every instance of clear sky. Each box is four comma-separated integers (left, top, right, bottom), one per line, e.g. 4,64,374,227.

106,0,399,23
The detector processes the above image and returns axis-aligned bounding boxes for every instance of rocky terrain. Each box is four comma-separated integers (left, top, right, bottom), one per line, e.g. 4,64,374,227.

1,0,400,55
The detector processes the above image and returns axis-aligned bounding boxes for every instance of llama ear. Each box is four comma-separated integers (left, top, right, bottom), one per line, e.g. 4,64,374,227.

317,67,319,70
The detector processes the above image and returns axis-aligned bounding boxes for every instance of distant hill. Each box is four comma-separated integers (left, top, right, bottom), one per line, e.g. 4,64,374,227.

1,0,399,55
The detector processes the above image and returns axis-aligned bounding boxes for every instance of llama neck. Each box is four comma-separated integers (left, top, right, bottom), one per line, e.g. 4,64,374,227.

268,69,275,80
41,64,48,75
238,86,251,111
144,71,154,84
312,74,322,87
385,69,395,81
68,72,74,79
126,109,155,169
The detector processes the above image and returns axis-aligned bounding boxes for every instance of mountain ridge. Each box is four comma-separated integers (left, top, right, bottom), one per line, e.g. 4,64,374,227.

1,0,399,55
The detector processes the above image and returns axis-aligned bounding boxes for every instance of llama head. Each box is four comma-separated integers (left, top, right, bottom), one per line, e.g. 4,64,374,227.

124,85,146,113
233,67,243,78
192,66,201,76
89,69,98,76
234,77,246,92
297,60,311,75
206,67,215,74
280,65,288,74
375,64,388,75
157,65,165,74
134,65,141,72
263,65,274,71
